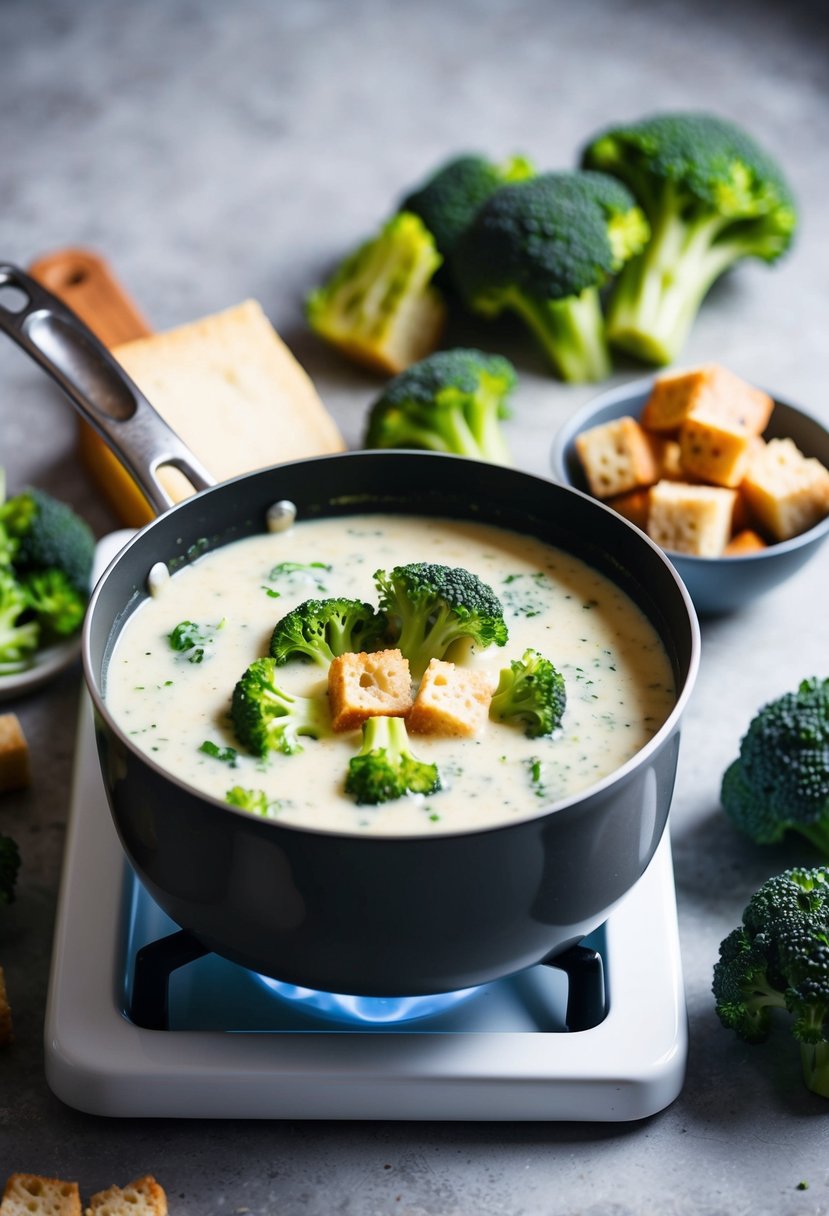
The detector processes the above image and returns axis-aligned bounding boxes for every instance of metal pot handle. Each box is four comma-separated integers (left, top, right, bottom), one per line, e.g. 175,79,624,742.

0,263,215,517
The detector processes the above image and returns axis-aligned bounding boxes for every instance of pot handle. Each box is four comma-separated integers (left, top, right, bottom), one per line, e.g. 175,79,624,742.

0,263,215,517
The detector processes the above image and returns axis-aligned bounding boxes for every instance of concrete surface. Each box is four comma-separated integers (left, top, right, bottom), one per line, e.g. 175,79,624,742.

1,0,828,1212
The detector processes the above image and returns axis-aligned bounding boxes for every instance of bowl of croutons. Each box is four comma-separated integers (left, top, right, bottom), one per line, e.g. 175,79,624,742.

551,364,829,615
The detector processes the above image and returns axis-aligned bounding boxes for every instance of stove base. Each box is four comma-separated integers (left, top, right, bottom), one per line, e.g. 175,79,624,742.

46,719,686,1119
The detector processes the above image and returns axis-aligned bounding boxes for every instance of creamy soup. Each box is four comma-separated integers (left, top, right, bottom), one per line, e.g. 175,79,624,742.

104,514,675,836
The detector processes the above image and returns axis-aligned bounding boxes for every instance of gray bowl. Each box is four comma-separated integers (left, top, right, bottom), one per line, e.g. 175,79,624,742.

550,377,829,616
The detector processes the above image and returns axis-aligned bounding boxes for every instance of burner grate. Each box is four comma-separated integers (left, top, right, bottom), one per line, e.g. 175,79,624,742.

127,926,606,1034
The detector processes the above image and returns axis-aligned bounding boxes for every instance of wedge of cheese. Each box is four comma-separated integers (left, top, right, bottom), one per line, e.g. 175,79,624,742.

90,300,344,524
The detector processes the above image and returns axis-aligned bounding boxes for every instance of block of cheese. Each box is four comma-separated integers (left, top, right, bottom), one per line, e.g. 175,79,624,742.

103,300,345,519
741,438,829,541
647,480,737,557
641,364,774,435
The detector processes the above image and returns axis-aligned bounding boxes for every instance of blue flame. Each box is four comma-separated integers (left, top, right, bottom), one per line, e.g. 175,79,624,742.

257,977,480,1024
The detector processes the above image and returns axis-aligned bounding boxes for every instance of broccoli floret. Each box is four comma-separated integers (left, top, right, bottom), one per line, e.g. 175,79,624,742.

374,562,507,678
401,153,535,273
345,714,441,805
265,561,331,597
270,598,387,667
225,786,279,817
452,171,650,382
168,619,226,663
0,834,21,905
364,347,516,465
490,648,566,738
0,487,94,594
582,112,797,365
20,569,86,638
0,570,39,673
307,211,446,375
713,867,829,1098
231,657,330,757
721,677,829,857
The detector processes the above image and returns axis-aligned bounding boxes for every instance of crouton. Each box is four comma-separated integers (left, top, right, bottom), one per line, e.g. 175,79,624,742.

574,415,660,499
647,481,737,557
606,488,651,531
656,438,684,480
328,649,413,732
723,529,768,556
741,438,829,541
0,715,30,794
0,967,12,1047
0,1176,81,1216
84,1177,167,1216
407,659,493,737
678,411,752,488
641,364,774,435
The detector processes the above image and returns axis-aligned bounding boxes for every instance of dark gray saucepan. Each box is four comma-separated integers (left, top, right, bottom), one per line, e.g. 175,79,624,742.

0,265,700,996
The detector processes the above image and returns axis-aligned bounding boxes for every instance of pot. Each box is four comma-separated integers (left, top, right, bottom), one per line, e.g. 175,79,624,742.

0,265,700,996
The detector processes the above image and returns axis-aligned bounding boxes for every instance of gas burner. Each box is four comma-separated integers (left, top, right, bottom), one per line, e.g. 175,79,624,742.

44,534,688,1122
256,977,482,1025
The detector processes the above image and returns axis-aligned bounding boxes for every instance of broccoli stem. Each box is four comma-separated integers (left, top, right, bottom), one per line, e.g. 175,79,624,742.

795,821,829,861
606,186,736,364
464,377,512,464
506,286,611,383
801,1041,829,1099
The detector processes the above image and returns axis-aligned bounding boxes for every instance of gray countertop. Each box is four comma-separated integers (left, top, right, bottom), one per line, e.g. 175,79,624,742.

2,0,829,1211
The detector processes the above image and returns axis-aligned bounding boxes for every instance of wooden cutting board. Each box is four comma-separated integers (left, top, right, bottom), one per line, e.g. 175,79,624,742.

29,249,163,526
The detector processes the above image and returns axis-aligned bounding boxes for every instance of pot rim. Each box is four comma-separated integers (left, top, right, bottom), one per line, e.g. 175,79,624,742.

82,450,701,843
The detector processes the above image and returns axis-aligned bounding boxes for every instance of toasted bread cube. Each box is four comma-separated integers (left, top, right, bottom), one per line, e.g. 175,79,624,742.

408,659,493,738
723,529,768,556
647,480,737,557
328,649,412,732
642,364,774,435
574,416,660,499
741,438,829,541
606,488,651,531
655,438,685,480
731,484,754,535
84,1177,167,1216
0,714,30,793
0,966,12,1047
1,1175,81,1216
678,412,751,488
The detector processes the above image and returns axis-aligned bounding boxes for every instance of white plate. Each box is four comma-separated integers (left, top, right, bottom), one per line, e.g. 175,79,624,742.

0,633,82,701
